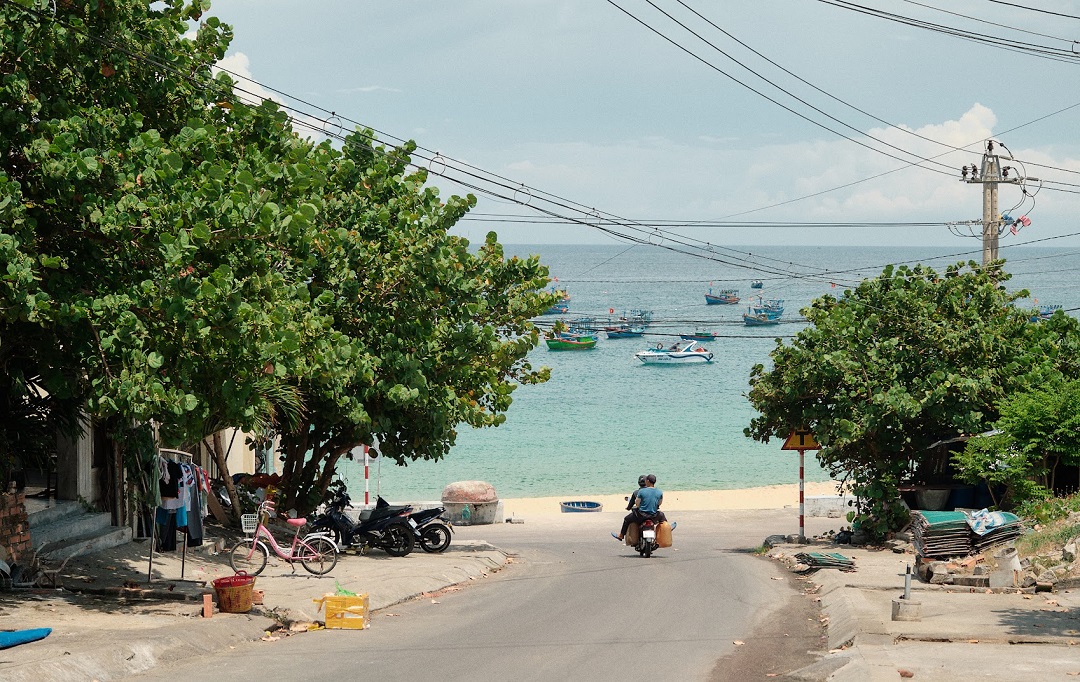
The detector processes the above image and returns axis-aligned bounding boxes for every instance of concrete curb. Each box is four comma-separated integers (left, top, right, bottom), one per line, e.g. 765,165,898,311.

1,615,273,682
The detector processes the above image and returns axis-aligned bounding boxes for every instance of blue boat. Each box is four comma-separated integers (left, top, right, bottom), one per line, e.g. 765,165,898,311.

743,306,780,326
749,298,784,320
543,301,569,315
606,325,646,339
561,500,603,512
750,280,763,289
704,288,739,305
1031,304,1061,322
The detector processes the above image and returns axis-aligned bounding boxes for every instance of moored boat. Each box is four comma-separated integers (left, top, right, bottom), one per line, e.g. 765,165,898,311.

679,330,717,341
634,340,714,364
545,331,597,350
561,500,603,512
750,280,763,289
704,288,740,305
543,301,569,315
606,325,646,339
743,310,780,326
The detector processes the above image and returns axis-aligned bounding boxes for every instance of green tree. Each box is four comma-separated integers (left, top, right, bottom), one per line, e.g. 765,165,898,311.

274,132,556,513
745,261,1080,539
0,0,332,517
954,378,1080,509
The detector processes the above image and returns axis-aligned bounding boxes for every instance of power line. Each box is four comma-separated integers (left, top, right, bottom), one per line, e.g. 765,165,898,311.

815,0,1080,63
986,0,1080,21
611,0,963,176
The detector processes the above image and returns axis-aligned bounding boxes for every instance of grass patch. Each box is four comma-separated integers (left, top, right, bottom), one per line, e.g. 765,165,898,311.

1016,521,1080,557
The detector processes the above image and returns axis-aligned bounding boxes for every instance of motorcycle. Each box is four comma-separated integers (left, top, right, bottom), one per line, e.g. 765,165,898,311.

632,516,661,558
310,488,415,557
623,495,674,558
406,506,454,553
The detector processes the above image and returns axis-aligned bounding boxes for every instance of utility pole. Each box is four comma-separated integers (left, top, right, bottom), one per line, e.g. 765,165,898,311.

960,140,1021,265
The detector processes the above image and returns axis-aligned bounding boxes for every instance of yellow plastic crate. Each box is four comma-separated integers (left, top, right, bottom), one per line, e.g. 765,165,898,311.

314,593,370,630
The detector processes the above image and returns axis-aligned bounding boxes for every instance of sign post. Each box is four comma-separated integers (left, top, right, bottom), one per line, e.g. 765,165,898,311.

781,428,822,542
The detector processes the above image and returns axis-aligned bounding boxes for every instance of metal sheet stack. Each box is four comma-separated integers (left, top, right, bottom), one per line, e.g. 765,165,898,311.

911,510,972,558
968,510,1022,551
794,551,856,572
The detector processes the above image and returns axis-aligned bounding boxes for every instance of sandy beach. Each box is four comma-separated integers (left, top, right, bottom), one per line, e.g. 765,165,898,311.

501,480,844,518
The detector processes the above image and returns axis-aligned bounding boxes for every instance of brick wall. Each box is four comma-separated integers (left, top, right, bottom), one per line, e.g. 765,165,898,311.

0,492,31,563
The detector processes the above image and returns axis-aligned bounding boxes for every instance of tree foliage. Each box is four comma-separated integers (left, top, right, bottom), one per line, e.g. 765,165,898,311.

1,0,555,516
954,378,1080,509
745,261,1080,538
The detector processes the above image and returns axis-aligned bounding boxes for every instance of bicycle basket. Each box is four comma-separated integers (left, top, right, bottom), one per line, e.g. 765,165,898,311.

241,514,259,534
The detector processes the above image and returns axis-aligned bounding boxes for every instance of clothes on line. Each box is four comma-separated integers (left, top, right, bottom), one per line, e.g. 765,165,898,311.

156,458,208,550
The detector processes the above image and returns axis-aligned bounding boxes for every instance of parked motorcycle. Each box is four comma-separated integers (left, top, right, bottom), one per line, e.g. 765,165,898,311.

406,506,453,553
309,489,415,557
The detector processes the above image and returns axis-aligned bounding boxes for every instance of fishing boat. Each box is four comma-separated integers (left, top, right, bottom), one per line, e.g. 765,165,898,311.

1032,304,1062,321
743,309,780,326
543,301,569,315
605,324,646,339
545,331,597,350
749,298,784,320
704,288,740,305
634,340,714,364
750,280,763,289
561,500,603,512
679,330,717,341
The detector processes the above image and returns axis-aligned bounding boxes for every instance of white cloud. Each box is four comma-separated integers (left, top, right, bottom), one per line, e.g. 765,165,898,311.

448,104,1080,246
214,52,329,143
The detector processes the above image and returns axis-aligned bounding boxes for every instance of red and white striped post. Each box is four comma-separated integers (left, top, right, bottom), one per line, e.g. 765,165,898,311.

781,428,821,544
799,449,805,542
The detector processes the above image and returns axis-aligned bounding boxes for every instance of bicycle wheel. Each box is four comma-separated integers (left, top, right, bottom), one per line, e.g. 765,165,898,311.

229,539,268,576
419,523,452,553
300,536,339,575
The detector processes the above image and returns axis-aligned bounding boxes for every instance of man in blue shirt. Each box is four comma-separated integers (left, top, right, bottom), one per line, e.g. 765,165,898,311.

614,474,664,541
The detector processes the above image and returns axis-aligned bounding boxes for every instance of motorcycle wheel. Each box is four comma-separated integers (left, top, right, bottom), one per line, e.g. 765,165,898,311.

382,525,415,557
229,539,268,575
419,523,452,553
300,536,339,575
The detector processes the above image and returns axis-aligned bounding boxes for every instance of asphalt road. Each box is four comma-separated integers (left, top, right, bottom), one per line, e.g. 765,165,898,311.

128,508,839,682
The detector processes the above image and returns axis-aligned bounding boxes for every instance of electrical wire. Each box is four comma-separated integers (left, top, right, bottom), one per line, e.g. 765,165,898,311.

610,0,963,176
986,0,1080,21
5,0,1077,292
815,0,1080,63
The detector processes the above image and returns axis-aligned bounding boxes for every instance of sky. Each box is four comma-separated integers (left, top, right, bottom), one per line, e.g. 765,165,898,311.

203,0,1080,247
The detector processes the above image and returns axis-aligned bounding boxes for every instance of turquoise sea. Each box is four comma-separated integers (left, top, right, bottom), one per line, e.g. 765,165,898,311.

338,243,1079,501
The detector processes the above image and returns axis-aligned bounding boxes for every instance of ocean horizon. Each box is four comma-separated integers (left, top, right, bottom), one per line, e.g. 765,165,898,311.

339,243,1077,502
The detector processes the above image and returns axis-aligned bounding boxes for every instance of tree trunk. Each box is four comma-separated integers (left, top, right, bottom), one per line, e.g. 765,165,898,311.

207,432,243,525
112,439,126,526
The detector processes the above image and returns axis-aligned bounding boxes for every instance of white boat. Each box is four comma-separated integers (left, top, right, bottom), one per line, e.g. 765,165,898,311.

634,340,714,364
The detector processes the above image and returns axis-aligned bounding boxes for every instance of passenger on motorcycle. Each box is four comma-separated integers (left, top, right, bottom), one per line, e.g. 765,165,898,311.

625,475,647,511
614,473,665,541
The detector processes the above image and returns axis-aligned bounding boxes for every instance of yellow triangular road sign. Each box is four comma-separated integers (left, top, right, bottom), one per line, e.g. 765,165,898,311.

781,428,821,451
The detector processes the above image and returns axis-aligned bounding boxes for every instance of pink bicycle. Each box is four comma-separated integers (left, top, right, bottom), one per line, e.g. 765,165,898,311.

229,499,338,576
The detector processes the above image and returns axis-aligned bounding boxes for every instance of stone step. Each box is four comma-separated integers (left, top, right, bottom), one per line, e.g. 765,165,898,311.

37,525,133,561
26,500,85,529
30,510,114,550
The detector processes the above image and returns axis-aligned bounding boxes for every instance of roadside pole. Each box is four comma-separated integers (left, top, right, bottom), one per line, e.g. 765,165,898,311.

781,428,822,542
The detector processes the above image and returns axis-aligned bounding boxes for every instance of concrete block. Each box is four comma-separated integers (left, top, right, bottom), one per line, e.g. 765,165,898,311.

891,596,922,621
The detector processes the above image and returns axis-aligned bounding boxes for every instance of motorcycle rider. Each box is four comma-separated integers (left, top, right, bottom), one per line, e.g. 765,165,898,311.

625,475,647,512
614,473,664,541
